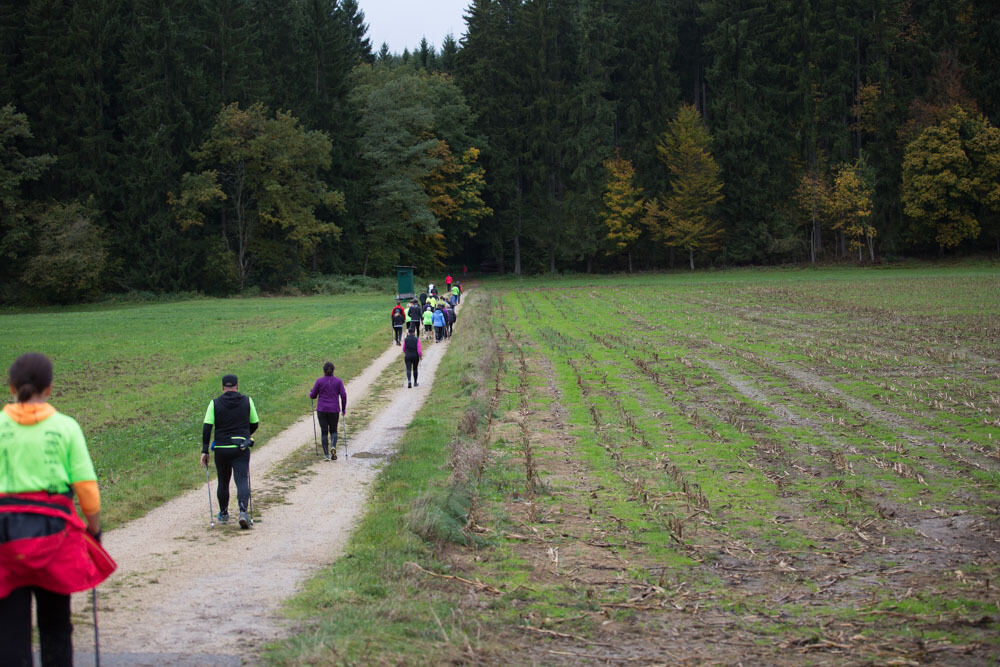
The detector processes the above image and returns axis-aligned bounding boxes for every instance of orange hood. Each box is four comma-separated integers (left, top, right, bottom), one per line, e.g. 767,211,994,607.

3,402,56,425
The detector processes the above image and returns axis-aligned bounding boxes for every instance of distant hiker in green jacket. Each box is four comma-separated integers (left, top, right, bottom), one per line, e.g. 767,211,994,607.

422,306,434,339
201,374,259,529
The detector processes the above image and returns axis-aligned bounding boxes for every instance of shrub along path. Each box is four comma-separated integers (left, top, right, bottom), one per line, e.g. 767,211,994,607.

68,308,460,665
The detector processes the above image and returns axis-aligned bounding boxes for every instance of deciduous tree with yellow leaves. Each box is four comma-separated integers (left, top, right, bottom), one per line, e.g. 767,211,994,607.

902,105,1000,251
830,160,876,262
600,152,644,272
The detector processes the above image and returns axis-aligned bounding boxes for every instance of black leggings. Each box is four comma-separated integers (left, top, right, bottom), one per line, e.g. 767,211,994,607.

317,411,340,455
0,586,72,666
405,356,419,384
213,447,251,513
393,325,403,344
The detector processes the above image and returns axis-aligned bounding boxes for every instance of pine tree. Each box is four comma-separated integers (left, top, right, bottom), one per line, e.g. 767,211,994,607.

440,34,459,73
700,0,799,263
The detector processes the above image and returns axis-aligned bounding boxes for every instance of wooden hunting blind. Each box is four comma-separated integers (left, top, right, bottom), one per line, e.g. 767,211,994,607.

395,266,416,300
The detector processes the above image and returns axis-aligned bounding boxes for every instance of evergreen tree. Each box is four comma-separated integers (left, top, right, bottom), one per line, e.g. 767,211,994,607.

458,0,532,274
439,34,459,73
701,0,799,263
113,0,215,291
336,0,374,64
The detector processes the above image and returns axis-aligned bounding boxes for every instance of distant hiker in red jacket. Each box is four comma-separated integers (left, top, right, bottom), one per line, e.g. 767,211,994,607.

391,302,405,345
0,353,116,666
445,274,453,292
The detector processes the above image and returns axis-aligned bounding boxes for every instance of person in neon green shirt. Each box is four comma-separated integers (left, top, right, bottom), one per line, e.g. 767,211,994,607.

1,352,114,666
200,374,259,529
422,306,434,340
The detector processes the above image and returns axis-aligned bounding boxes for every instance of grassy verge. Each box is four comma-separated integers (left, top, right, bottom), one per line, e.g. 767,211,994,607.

265,291,496,664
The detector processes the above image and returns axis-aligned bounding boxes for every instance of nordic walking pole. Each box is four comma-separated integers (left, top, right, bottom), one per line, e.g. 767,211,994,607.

343,414,348,461
311,397,319,456
247,445,254,526
205,461,215,528
92,587,101,667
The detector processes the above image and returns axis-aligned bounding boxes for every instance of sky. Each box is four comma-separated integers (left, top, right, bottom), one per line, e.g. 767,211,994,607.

358,0,471,54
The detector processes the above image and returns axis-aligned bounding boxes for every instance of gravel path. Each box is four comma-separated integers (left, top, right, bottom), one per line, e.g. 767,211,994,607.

69,314,458,665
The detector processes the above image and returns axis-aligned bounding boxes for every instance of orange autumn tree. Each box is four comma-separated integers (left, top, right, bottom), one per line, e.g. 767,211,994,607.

421,141,492,268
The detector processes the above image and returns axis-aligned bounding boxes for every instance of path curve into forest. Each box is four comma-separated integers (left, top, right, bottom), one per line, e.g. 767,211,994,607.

68,300,462,666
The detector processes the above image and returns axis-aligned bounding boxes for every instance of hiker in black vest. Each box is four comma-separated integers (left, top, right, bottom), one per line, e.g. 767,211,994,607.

402,330,422,388
407,299,422,334
200,374,259,529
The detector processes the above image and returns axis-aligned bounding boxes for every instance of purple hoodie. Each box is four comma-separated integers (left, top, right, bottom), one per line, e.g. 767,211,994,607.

310,375,347,413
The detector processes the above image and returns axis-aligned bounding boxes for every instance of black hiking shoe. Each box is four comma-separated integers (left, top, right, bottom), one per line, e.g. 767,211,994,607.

217,511,229,523
408,381,411,388
239,511,251,529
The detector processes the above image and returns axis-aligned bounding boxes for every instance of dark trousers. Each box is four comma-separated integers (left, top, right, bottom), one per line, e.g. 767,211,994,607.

405,356,419,384
393,325,403,344
0,586,72,667
316,411,340,456
214,447,251,513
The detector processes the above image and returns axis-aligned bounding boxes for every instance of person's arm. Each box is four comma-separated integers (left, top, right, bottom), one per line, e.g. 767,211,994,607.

73,480,101,536
309,378,320,399
416,339,422,359
66,418,102,537
248,396,260,435
339,380,347,414
201,400,215,466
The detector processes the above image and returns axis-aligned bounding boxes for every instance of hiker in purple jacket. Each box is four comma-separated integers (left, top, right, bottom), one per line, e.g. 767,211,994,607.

309,362,347,460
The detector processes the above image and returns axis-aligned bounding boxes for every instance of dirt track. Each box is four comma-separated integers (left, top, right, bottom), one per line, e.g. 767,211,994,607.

69,320,456,665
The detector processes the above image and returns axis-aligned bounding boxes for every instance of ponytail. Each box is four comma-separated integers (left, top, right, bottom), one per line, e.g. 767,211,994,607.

8,353,53,403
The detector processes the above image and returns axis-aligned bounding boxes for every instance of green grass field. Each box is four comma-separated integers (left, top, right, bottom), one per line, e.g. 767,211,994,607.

3,265,998,663
1,294,392,526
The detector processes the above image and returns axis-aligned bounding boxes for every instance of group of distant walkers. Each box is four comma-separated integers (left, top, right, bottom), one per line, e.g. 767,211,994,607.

0,275,463,662
393,275,462,389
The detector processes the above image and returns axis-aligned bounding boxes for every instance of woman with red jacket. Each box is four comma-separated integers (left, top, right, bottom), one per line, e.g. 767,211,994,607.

0,352,116,666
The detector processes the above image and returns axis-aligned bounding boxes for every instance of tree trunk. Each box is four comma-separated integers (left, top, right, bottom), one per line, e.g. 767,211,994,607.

809,216,816,264
513,233,521,276
689,247,694,270
627,249,633,274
